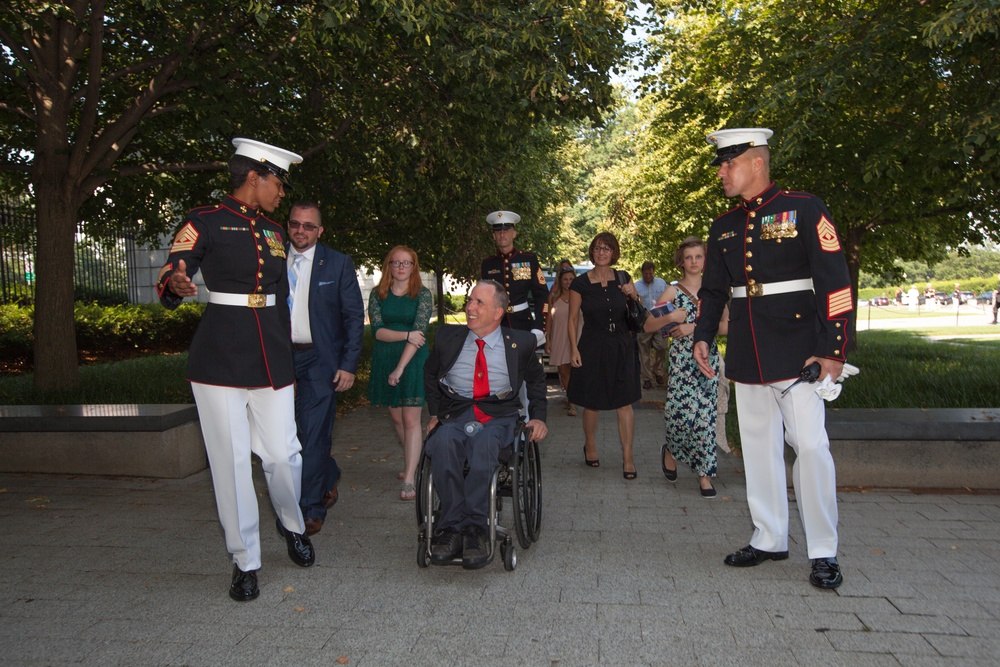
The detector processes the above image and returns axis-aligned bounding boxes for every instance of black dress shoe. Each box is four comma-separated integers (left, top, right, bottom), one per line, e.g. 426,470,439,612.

430,528,463,564
275,519,315,567
461,525,489,570
724,544,789,567
660,443,677,481
809,557,844,589
229,565,259,602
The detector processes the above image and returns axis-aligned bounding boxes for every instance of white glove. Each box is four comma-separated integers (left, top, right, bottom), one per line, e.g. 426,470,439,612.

837,362,860,383
530,329,546,348
815,375,842,401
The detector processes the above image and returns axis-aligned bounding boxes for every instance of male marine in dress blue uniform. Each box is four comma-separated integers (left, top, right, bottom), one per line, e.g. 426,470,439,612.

158,138,316,602
480,210,549,345
693,128,854,589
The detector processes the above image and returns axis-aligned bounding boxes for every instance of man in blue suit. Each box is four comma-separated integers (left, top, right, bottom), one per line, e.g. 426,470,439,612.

286,201,365,536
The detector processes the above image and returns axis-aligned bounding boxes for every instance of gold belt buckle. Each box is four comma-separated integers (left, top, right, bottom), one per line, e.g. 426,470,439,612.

247,294,266,308
747,283,763,298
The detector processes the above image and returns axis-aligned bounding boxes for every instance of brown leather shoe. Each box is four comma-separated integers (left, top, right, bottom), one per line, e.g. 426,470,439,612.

322,484,338,508
304,517,324,536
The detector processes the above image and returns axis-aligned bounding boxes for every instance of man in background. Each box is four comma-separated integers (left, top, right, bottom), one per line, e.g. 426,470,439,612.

634,260,668,389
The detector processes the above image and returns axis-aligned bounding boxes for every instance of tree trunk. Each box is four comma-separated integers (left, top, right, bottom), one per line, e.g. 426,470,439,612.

435,267,446,322
32,179,81,391
843,224,865,353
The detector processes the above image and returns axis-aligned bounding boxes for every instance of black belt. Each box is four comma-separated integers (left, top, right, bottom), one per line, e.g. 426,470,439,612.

293,343,313,350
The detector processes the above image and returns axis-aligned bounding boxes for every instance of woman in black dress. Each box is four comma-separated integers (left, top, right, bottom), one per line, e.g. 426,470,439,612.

568,232,679,479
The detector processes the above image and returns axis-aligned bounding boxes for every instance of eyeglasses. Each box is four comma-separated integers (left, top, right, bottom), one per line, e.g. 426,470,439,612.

593,245,613,253
389,260,414,268
288,220,319,232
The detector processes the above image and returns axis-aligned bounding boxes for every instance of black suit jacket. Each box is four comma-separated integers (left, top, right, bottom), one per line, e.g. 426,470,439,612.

424,325,547,423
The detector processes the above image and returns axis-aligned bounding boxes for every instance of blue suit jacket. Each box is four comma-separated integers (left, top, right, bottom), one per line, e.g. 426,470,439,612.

304,243,365,377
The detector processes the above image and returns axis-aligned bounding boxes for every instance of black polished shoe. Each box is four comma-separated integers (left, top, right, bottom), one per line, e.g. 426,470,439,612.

229,565,259,602
660,443,677,482
430,528,463,564
275,519,315,567
461,525,489,570
809,557,844,589
724,544,789,567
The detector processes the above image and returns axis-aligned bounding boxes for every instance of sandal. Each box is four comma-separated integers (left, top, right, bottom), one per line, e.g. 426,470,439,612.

400,482,416,501
567,405,578,417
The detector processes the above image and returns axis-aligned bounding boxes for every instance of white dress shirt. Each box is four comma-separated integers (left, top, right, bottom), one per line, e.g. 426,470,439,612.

288,246,316,344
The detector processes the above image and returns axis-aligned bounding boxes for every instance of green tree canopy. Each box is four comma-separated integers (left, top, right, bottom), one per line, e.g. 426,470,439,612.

0,0,634,389
597,0,1000,345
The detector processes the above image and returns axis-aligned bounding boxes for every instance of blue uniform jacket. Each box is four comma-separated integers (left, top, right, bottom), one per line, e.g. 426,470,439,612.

694,183,855,384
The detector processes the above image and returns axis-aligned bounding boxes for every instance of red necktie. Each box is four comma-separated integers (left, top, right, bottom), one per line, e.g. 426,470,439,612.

473,338,492,424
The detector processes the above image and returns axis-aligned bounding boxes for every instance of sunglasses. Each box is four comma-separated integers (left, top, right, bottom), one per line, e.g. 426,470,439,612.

288,220,320,232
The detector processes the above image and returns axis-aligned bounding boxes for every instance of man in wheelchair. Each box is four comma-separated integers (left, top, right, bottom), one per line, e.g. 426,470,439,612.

423,280,548,569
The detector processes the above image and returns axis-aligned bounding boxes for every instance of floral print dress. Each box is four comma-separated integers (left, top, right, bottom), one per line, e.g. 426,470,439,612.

663,289,720,477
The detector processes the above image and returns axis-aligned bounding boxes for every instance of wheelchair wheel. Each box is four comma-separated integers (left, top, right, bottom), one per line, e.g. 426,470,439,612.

510,436,532,549
417,535,429,568
414,451,433,527
501,539,517,571
523,438,542,542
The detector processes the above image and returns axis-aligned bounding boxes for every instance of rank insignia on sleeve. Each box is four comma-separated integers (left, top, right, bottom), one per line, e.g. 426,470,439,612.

536,268,546,285
817,215,841,252
827,286,853,317
170,223,199,253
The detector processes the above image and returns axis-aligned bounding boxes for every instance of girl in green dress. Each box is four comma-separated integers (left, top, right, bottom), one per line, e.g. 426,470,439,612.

368,246,433,500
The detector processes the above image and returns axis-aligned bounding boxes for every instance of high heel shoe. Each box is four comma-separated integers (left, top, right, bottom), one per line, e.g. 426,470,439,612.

583,445,600,467
660,443,677,482
623,465,637,480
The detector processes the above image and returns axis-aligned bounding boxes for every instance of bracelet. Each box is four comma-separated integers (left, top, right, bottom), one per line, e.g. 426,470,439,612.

405,332,410,344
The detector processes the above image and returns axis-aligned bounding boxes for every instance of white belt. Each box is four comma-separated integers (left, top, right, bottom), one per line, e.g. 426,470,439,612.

506,301,529,313
732,279,814,299
208,291,276,308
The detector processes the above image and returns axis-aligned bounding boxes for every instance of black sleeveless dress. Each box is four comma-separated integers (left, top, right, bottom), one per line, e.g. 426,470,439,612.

566,272,641,410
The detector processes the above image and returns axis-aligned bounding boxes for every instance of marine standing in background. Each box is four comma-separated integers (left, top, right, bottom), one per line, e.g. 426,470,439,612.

480,210,549,348
693,127,855,590
157,138,316,602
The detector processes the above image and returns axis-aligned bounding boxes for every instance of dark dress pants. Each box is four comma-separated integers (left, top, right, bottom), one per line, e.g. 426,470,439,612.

294,347,342,521
425,409,517,532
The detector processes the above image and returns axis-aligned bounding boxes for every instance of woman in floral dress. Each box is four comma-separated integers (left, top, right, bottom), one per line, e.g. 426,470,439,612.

644,237,729,498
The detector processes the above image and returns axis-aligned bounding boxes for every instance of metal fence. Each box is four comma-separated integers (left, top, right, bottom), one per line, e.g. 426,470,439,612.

0,197,137,305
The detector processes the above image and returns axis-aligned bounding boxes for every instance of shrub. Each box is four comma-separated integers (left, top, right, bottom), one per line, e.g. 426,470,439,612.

0,302,206,370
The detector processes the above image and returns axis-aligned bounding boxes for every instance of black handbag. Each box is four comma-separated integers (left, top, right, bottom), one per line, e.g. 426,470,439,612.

616,271,648,333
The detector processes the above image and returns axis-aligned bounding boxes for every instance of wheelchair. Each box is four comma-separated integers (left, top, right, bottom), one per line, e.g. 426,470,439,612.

415,419,542,571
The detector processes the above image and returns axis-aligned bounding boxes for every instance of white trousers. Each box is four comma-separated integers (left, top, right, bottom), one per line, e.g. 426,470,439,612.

735,380,838,559
191,382,305,571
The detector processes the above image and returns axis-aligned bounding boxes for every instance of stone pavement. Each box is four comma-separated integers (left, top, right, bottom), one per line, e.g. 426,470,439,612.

1,382,999,666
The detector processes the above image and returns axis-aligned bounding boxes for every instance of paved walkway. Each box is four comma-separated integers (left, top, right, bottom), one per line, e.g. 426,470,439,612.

1,383,998,666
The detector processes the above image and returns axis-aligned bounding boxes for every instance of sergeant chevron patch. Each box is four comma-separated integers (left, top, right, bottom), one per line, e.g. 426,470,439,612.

817,215,841,252
170,222,199,253
828,287,853,317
